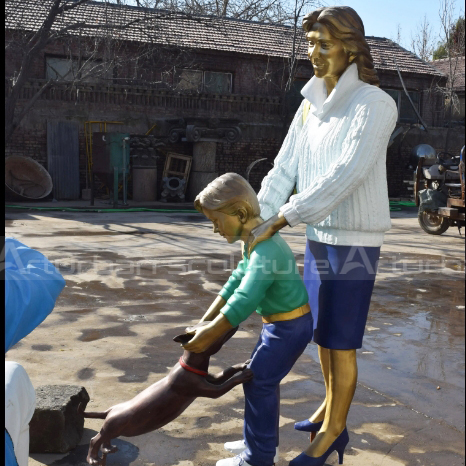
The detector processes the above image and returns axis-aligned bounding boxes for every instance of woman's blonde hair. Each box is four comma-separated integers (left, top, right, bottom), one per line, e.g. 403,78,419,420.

194,173,261,219
303,6,380,87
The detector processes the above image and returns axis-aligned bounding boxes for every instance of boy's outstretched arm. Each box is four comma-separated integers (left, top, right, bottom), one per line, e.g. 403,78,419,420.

199,295,226,323
199,249,247,324
183,313,233,353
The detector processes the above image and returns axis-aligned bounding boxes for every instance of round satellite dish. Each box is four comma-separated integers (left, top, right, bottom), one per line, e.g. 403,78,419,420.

411,144,436,160
5,156,53,201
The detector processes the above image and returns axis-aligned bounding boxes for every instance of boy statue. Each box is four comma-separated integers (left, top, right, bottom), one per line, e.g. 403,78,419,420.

183,173,314,466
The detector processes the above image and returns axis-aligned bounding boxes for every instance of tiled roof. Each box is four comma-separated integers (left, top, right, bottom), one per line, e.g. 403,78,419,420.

430,57,465,91
6,0,444,77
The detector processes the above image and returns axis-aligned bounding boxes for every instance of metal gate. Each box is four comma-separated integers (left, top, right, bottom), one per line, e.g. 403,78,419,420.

47,120,80,200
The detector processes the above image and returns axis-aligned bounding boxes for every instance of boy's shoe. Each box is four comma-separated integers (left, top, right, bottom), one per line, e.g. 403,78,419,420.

216,455,252,466
224,440,279,463
224,440,247,455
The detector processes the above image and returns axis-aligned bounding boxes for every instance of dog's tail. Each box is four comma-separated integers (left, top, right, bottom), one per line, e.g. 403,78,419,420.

78,402,110,419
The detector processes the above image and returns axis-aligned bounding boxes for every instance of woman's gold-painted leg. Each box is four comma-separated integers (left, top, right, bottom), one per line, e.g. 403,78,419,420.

308,345,330,441
305,348,357,457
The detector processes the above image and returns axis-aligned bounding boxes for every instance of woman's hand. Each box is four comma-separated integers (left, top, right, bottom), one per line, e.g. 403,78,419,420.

247,212,289,257
183,314,233,353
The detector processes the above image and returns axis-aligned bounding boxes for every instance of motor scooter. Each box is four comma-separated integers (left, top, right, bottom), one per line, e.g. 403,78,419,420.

410,145,465,235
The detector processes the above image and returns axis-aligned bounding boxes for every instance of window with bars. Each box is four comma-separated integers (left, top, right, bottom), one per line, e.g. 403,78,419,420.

176,69,232,94
383,88,421,124
45,56,112,83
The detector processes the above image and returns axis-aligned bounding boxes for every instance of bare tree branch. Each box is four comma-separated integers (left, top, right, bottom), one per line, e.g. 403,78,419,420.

5,0,320,146
434,0,464,148
410,15,435,61
5,0,160,144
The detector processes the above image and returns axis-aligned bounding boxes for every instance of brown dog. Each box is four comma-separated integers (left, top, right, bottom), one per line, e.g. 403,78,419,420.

80,324,253,465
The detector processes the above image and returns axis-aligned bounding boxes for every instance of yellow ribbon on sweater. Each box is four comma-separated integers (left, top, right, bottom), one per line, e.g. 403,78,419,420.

303,99,311,124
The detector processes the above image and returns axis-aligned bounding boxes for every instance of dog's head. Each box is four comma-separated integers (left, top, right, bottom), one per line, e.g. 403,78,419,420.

173,322,239,356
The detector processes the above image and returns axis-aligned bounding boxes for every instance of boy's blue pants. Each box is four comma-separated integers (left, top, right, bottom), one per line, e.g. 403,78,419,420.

241,312,314,466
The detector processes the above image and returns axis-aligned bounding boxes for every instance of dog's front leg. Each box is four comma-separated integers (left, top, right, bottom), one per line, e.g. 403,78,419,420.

196,369,254,398
207,359,252,385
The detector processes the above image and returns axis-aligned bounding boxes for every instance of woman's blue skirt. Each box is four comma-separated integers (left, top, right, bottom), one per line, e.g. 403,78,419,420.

303,240,381,350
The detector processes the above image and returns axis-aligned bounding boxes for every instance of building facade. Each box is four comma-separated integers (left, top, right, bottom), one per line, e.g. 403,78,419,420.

6,0,460,199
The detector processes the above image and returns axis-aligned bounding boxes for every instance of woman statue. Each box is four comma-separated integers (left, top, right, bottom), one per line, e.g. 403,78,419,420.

248,6,398,466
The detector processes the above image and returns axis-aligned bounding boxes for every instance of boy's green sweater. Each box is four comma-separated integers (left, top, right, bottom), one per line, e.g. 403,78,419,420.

219,233,309,327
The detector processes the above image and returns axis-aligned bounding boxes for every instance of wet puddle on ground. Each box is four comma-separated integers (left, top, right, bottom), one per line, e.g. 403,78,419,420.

304,269,465,432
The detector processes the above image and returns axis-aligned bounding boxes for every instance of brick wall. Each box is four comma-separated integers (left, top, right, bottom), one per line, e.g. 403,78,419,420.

7,87,464,200
6,32,459,200
6,125,47,166
216,135,282,193
5,83,286,196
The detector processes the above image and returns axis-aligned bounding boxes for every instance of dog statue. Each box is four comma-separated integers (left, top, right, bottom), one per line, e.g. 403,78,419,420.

80,324,252,465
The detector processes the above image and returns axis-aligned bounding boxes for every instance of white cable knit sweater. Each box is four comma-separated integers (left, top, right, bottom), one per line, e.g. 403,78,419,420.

257,63,398,247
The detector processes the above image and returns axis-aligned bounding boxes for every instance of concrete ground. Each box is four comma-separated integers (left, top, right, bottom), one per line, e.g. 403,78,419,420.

5,203,465,466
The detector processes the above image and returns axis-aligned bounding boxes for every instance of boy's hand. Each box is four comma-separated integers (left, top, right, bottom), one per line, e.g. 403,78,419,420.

183,314,233,353
247,212,289,258
183,323,219,353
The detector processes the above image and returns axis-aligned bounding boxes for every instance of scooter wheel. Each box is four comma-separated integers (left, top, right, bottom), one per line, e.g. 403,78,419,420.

418,210,450,235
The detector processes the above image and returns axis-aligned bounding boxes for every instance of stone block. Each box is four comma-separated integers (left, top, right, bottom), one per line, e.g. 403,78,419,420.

81,188,91,200
132,167,158,201
29,385,90,453
192,141,217,171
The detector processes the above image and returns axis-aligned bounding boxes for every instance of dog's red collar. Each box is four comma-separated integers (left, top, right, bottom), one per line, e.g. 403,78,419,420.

179,357,208,377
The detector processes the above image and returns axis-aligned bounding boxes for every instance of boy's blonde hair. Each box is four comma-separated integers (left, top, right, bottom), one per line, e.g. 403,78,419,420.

194,173,261,219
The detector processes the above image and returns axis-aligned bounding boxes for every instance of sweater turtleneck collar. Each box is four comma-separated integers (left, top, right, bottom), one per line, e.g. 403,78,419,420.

300,63,360,119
